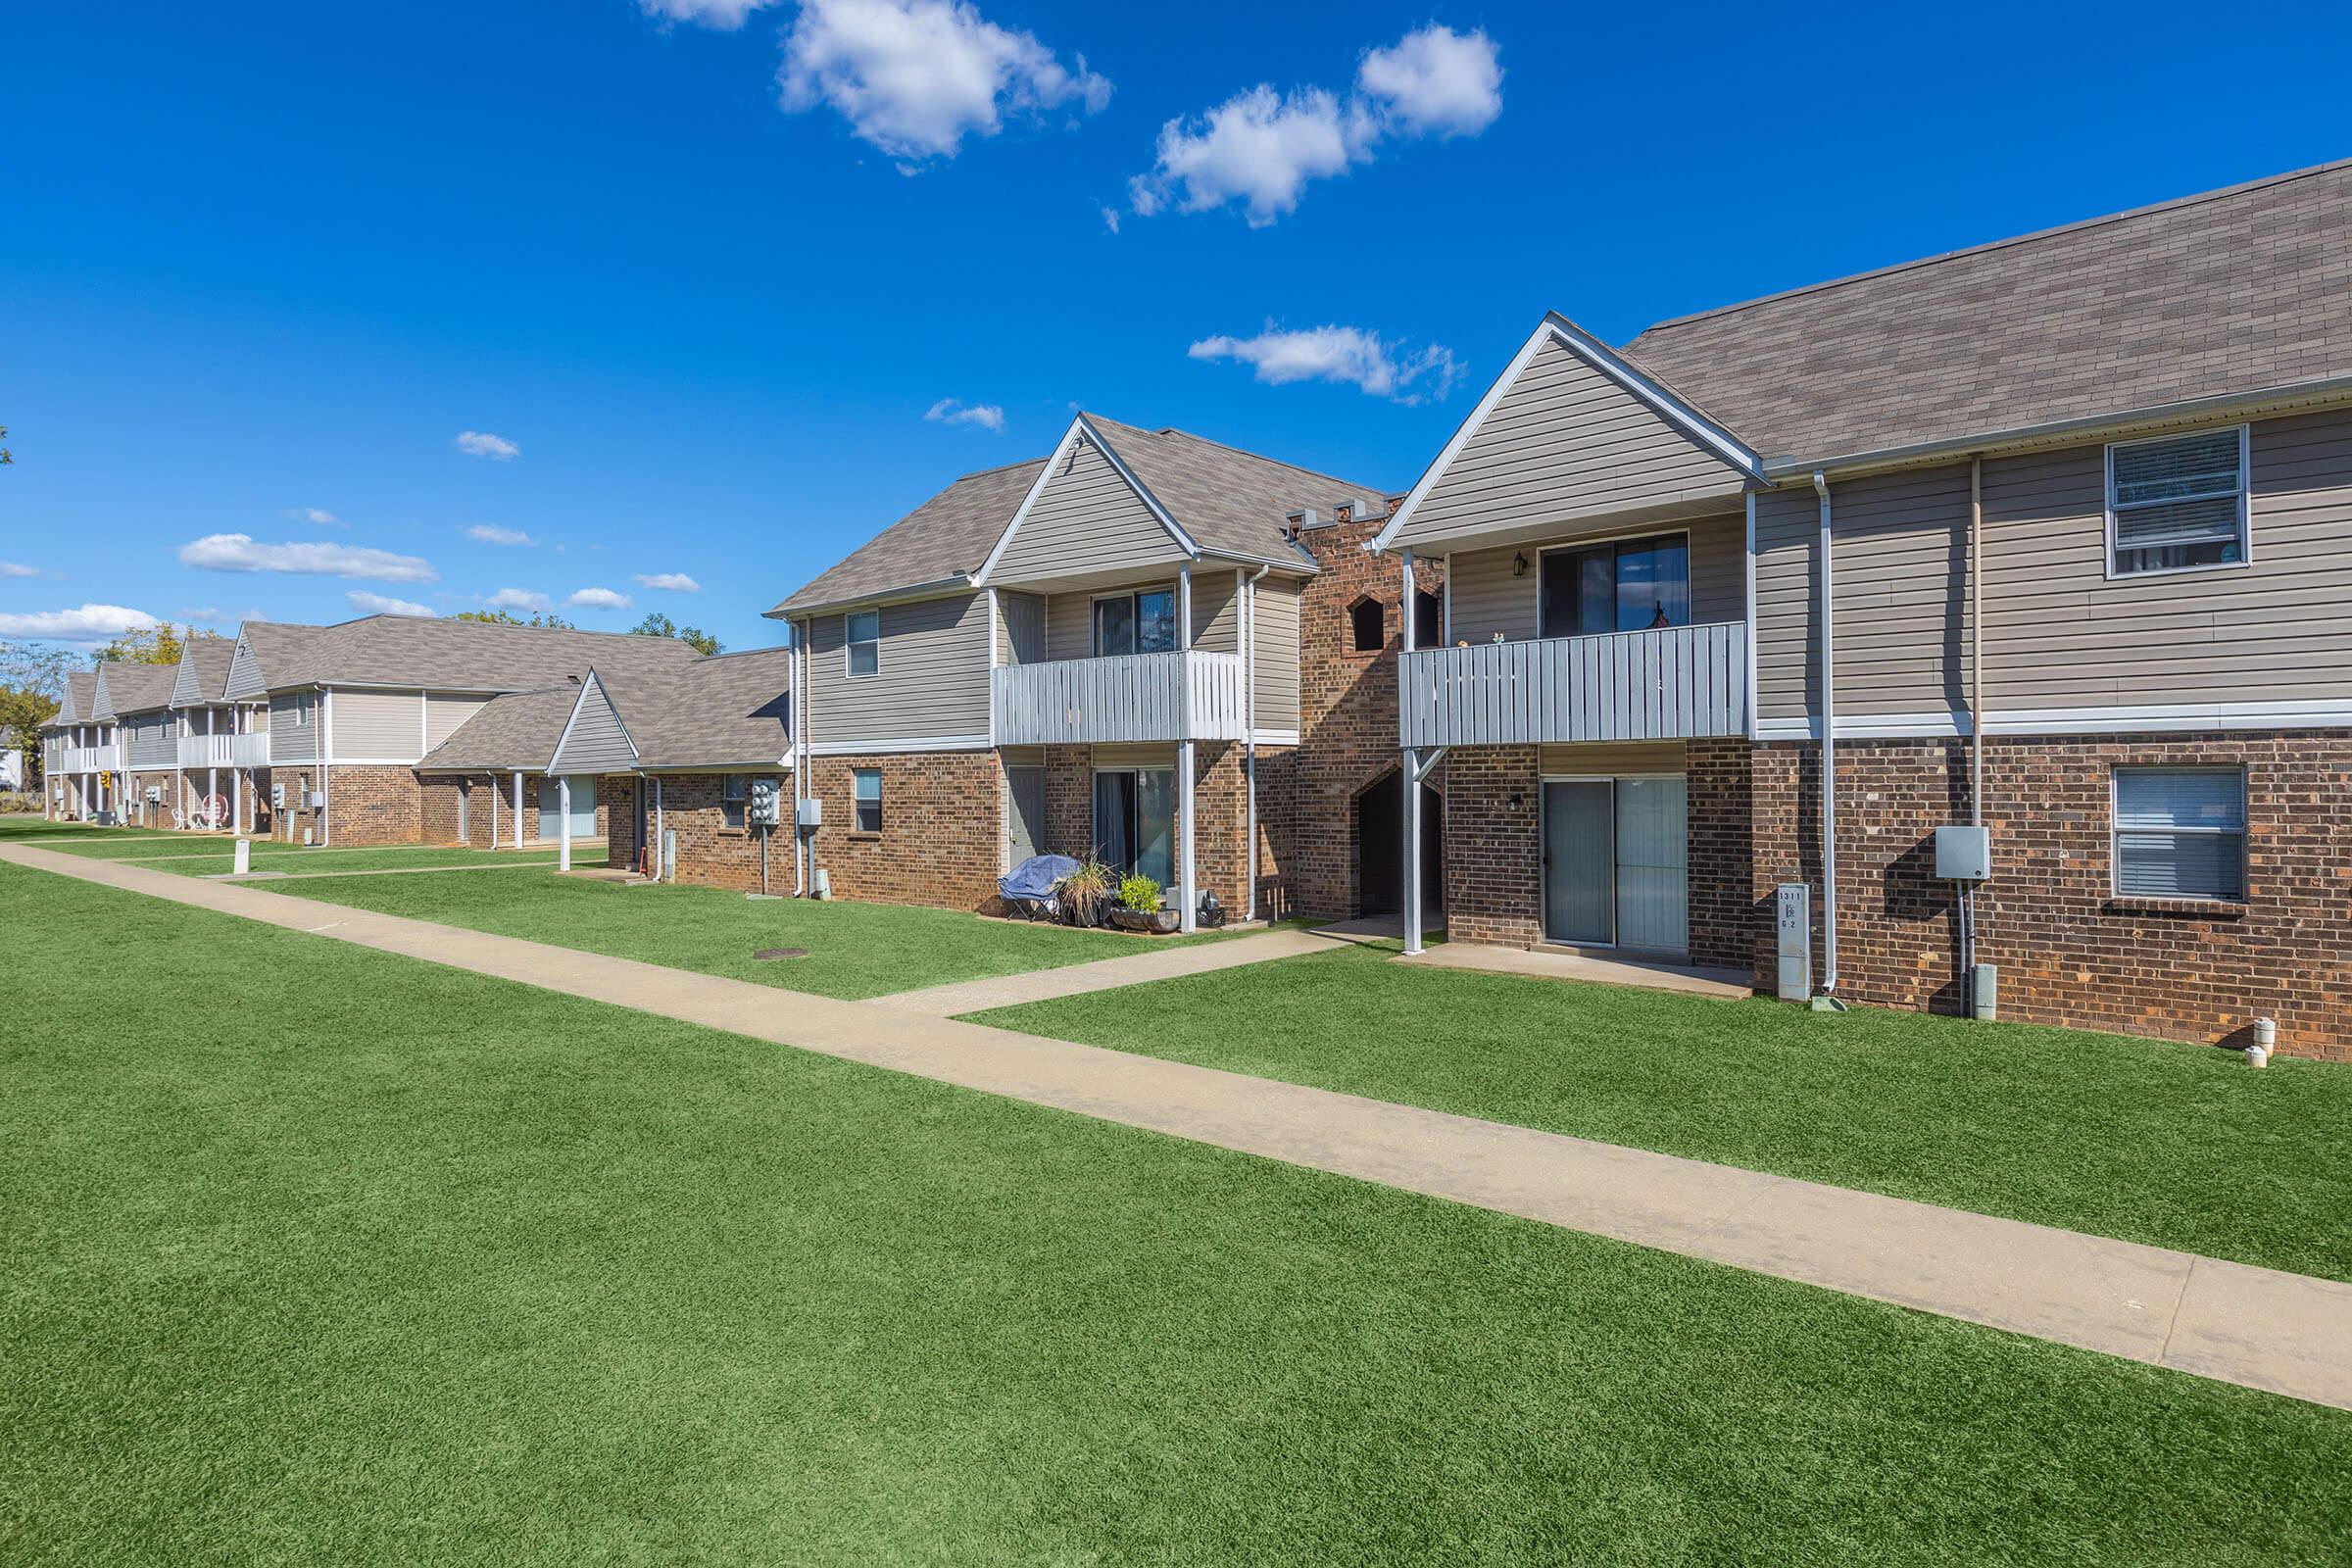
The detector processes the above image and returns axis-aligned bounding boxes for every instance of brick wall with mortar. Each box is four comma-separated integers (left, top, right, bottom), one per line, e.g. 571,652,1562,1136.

1292,510,1438,922
1440,745,1544,946
1032,743,1294,919
123,769,175,829
1752,732,2352,1060
1686,738,1758,970
808,752,1003,911
643,773,780,893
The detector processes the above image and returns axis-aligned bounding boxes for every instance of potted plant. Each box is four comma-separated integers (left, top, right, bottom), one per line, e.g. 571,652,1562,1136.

1053,858,1114,927
1110,873,1177,934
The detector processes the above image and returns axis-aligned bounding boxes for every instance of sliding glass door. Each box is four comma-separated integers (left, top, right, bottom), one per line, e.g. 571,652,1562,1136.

1542,776,1688,953
1094,768,1174,887
1540,534,1691,639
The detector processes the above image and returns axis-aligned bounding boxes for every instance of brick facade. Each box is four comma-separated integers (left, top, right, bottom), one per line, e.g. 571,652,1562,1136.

1291,511,1437,921
1752,732,2352,1060
1027,742,1296,919
807,752,1002,911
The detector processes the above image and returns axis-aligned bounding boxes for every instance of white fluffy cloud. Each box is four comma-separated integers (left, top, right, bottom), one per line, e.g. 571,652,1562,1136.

635,572,703,592
1129,24,1500,225
924,397,1005,432
1355,24,1503,137
455,430,520,460
566,587,634,611
293,507,344,527
639,0,777,26
0,561,37,577
487,588,553,613
466,523,534,545
347,591,437,618
1189,323,1464,405
779,0,1110,163
178,534,437,583
0,604,159,641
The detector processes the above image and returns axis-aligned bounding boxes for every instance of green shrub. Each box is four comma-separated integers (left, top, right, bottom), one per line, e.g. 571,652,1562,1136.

1117,874,1162,913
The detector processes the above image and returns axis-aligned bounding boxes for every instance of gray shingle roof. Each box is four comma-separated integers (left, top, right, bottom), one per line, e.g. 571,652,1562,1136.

614,648,794,769
46,671,97,729
94,661,177,717
416,685,580,772
172,634,237,708
228,622,330,699
244,614,706,696
1623,160,2352,465
772,417,1387,612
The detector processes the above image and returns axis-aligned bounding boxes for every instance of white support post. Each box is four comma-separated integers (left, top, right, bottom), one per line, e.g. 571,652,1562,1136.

513,770,524,849
1177,564,1197,933
488,772,500,848
1400,552,1424,956
558,776,572,872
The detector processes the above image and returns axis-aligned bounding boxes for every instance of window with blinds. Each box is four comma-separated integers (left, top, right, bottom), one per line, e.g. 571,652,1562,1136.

2107,427,2248,576
2113,765,2246,902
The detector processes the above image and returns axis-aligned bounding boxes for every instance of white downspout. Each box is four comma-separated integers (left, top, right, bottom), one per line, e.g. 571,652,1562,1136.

1176,564,1197,933
1811,470,1839,1001
1400,548,1425,956
1243,564,1269,922
557,775,571,872
512,769,524,849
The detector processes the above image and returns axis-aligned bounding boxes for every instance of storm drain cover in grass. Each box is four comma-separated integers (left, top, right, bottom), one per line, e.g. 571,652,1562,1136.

755,948,808,960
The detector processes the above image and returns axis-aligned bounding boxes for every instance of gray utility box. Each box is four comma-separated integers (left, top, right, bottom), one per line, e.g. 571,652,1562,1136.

1775,883,1812,1002
796,795,822,829
1935,824,1992,882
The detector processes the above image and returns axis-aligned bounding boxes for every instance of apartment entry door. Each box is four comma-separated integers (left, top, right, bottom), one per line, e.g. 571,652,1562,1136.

536,775,598,842
1005,765,1047,867
1542,776,1688,954
1094,768,1173,887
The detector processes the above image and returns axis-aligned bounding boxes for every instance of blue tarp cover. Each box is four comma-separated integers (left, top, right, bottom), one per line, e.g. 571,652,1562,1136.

999,854,1080,903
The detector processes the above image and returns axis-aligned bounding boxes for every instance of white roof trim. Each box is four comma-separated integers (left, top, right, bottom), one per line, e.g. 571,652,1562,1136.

973,414,1200,585
549,668,638,774
1370,313,1765,553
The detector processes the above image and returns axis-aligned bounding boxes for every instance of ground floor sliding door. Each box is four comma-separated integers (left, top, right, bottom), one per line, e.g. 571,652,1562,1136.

535,775,598,841
1093,768,1174,888
1542,775,1688,954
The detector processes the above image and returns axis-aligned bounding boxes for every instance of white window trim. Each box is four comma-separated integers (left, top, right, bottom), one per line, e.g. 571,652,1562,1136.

2103,424,2252,582
843,610,881,679
852,766,883,833
2108,763,2249,904
1533,527,1695,640
1089,586,1179,660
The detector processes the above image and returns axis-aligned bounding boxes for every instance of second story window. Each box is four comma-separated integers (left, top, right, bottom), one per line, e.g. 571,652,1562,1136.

1093,589,1177,657
1541,533,1690,640
2108,427,2248,577
845,610,881,676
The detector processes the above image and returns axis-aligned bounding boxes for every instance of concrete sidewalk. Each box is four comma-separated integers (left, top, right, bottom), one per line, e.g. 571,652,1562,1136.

7,839,2348,1412
866,926,1334,1015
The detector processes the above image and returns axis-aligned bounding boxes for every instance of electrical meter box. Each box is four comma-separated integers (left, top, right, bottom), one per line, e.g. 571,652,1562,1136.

1935,825,1992,882
145,786,162,804
305,791,325,810
270,782,286,808
796,796,822,829
747,776,782,828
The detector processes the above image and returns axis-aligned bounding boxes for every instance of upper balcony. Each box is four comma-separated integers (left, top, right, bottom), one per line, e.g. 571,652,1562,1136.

1398,621,1748,749
177,731,270,768
57,743,122,773
992,650,1247,747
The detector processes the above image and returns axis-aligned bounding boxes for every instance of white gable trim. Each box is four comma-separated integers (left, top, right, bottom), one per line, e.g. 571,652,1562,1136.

549,668,638,774
973,415,1199,584
1370,313,1765,553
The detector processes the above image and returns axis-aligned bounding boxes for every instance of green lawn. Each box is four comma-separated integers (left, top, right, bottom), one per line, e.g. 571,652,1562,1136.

2,860,2344,1565
244,866,1234,999
973,944,2352,1282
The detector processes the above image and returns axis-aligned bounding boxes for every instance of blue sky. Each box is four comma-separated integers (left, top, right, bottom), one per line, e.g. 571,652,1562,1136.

4,0,2346,656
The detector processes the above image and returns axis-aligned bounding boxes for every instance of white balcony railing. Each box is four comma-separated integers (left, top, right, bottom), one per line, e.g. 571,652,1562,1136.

175,731,270,768
58,743,122,773
992,650,1248,746
1399,621,1748,749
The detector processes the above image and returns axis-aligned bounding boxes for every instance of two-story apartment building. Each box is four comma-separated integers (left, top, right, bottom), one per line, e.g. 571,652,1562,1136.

769,414,1382,926
90,662,183,829
1375,160,2352,1056
220,613,707,846
41,670,109,821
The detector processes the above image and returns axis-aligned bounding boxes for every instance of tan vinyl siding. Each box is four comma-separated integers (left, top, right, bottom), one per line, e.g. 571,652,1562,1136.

988,435,1187,584
552,679,635,773
1044,589,1093,662
1251,574,1301,729
1537,741,1687,775
1091,743,1175,770
1752,409,2352,724
1448,513,1747,646
1396,334,1750,550
269,692,320,762
223,637,267,701
997,592,1047,665
1193,570,1240,653
330,688,425,760
425,693,489,749
124,711,176,768
805,592,991,748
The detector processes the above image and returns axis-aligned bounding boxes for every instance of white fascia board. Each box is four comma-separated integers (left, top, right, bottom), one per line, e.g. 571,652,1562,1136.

805,734,993,756
1370,313,1765,554
1756,698,2352,742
